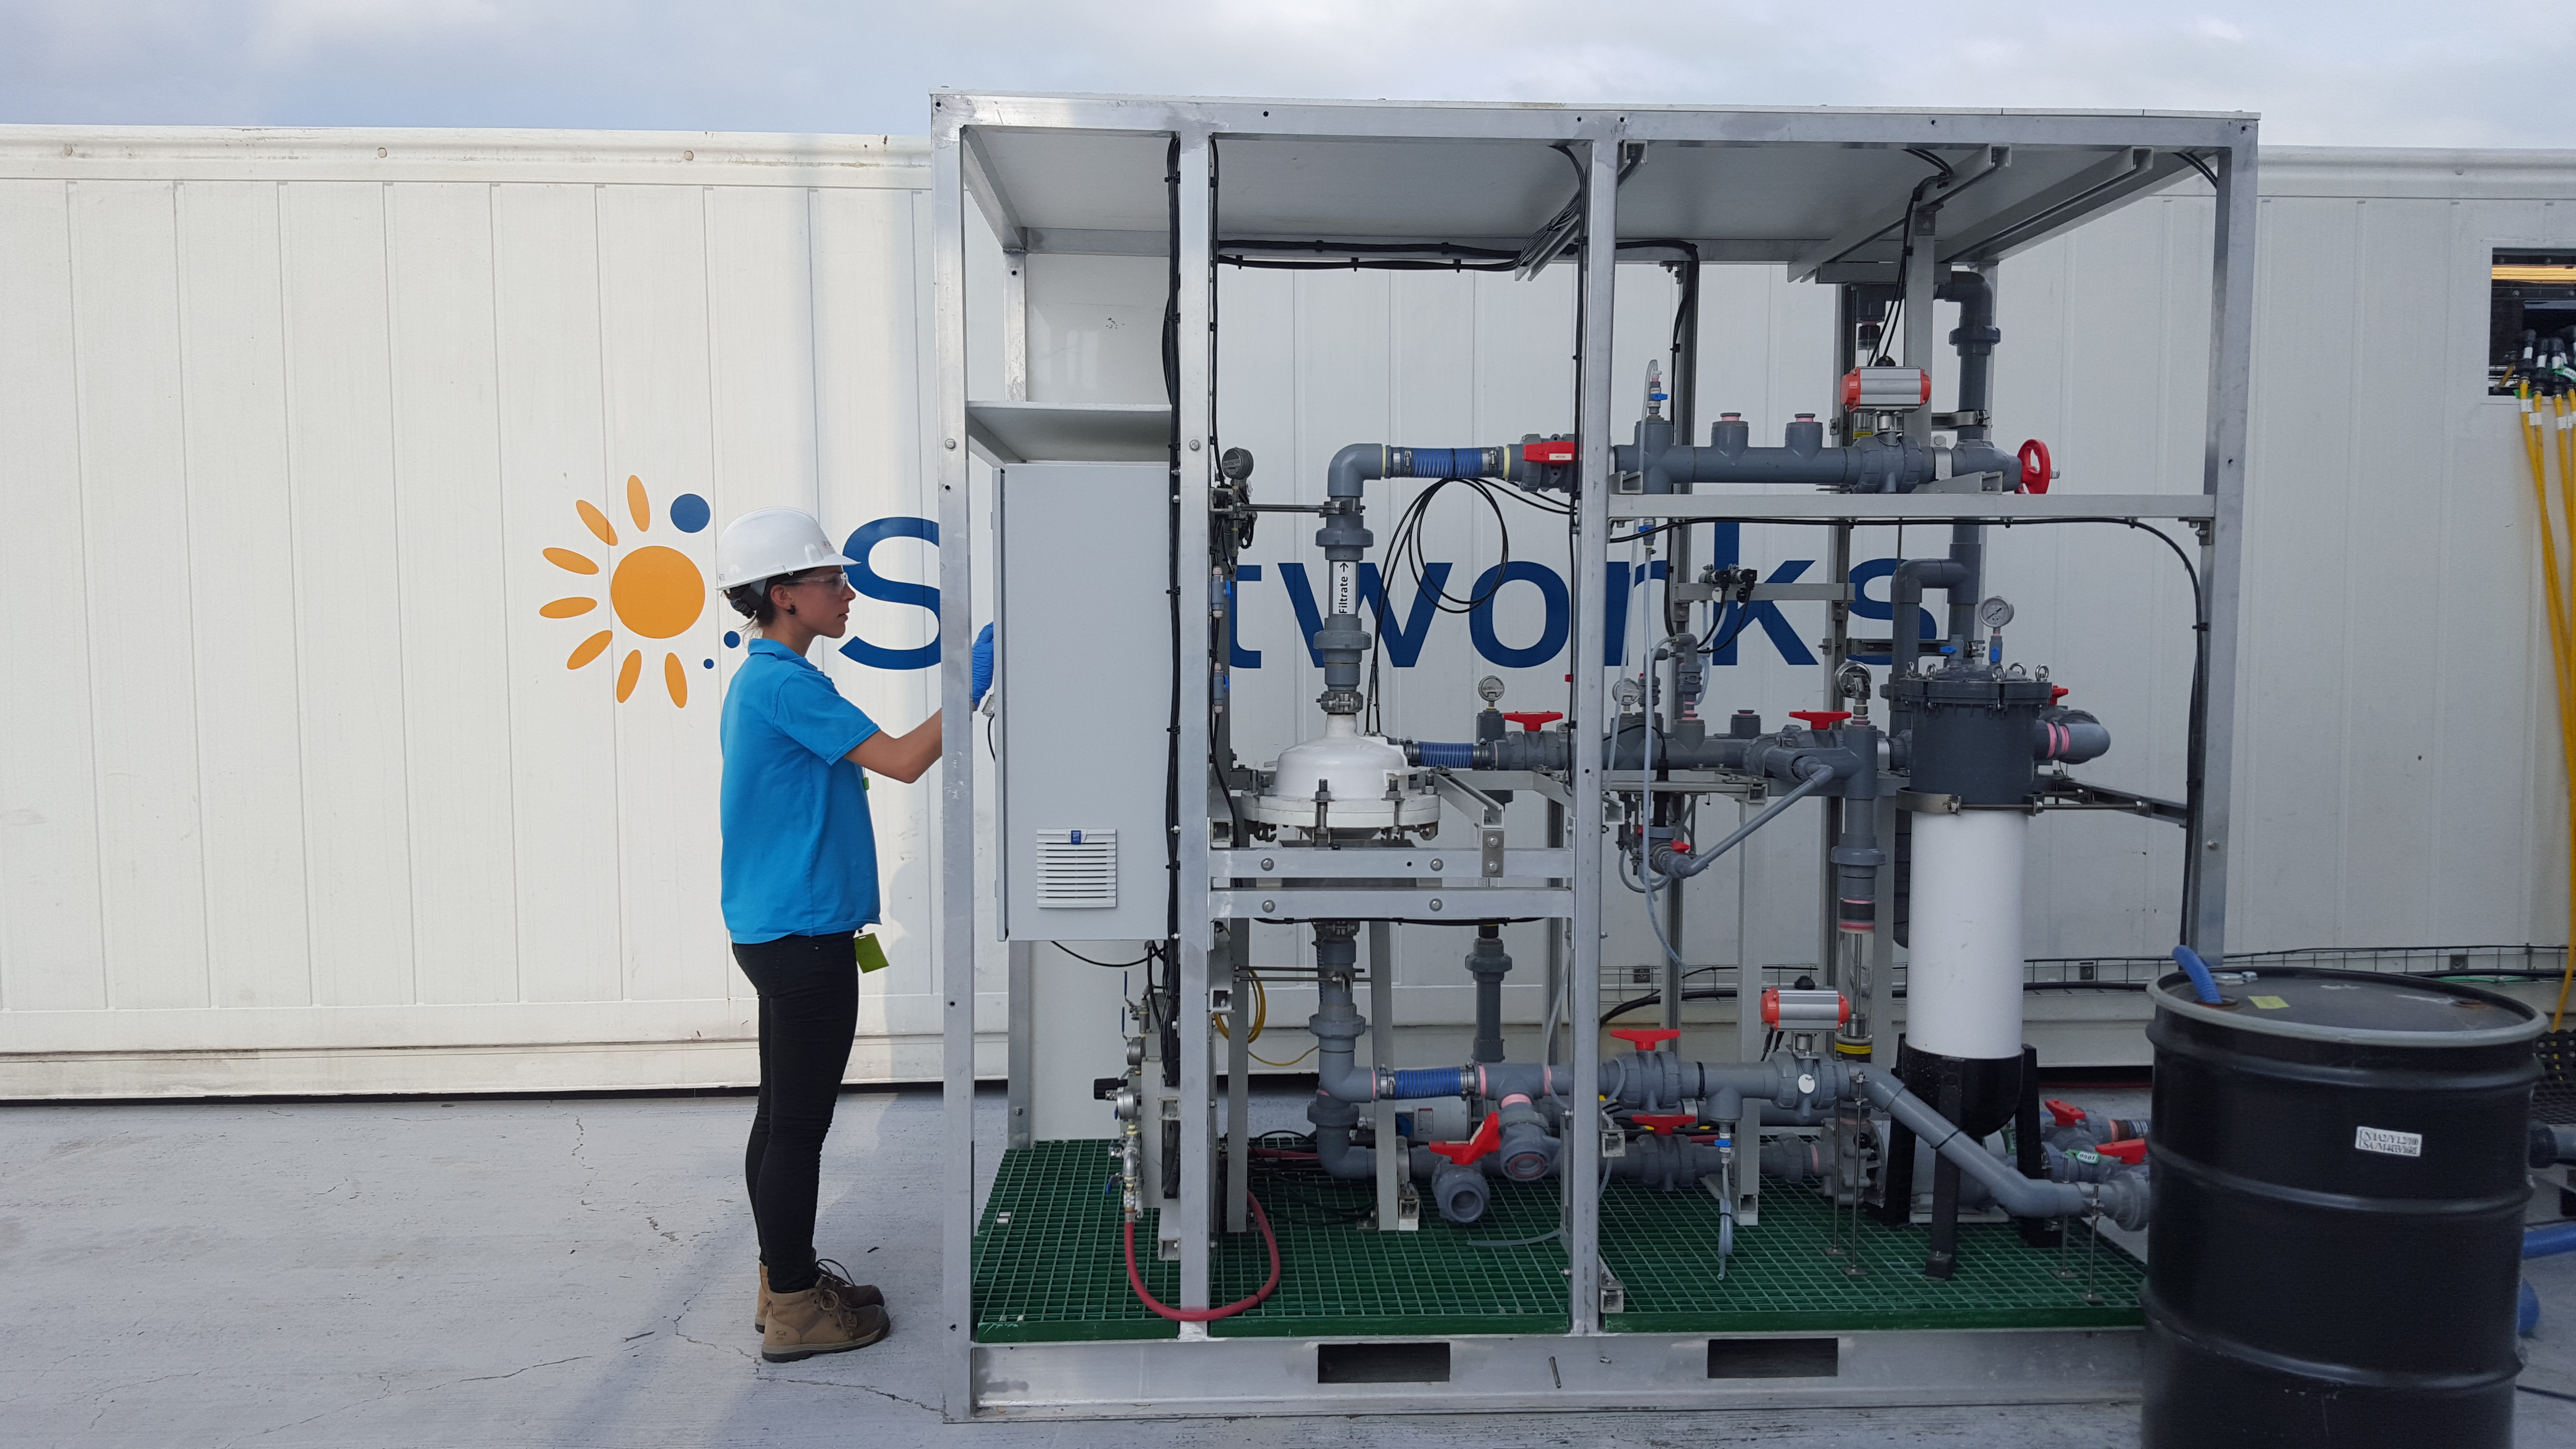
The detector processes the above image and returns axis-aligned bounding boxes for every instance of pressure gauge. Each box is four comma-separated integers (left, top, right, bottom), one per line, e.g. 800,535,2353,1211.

1977,596,2015,631
1477,675,1506,704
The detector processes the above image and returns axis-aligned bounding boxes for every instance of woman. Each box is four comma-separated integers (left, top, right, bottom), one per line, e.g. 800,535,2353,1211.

711,506,976,1365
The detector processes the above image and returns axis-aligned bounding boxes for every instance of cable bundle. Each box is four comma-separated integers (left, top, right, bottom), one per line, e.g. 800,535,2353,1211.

2514,341,2576,1029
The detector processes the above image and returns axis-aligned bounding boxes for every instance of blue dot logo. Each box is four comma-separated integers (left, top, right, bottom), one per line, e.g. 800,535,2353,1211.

702,658,714,669
669,492,712,533
723,630,741,648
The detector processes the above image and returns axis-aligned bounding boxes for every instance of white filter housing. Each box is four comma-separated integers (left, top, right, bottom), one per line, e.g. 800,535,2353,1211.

1904,810,2029,1062
1250,713,1438,829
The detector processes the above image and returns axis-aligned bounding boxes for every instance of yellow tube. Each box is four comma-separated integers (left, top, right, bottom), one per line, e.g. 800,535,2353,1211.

2528,385,2576,1028
2553,392,2576,1028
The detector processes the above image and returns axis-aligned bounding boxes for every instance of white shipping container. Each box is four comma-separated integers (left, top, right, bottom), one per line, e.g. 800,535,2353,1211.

1,128,2569,1096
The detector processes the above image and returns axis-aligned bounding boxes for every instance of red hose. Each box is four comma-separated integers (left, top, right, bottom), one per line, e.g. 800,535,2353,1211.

1123,1192,1281,1322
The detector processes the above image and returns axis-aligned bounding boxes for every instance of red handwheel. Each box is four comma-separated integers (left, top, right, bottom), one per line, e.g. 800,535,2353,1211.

2018,438,2052,494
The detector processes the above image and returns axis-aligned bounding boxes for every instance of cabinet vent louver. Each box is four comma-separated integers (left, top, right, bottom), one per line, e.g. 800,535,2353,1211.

1037,829,1116,908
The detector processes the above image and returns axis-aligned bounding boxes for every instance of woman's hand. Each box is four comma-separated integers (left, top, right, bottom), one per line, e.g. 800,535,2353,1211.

848,714,943,783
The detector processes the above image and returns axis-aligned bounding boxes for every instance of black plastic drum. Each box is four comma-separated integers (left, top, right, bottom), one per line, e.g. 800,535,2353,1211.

2141,967,2542,1448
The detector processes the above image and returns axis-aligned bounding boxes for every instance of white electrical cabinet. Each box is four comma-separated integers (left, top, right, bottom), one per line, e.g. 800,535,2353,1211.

994,461,1173,941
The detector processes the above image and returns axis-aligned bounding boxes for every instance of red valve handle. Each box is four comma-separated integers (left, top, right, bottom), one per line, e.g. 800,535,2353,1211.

2050,686,2071,703
1788,710,1851,731
1501,711,1563,732
1521,440,1578,465
1426,1110,1502,1166
2097,1138,2148,1165
1610,1028,1682,1052
2045,1098,2087,1128
2017,438,2052,494
1630,1112,1696,1135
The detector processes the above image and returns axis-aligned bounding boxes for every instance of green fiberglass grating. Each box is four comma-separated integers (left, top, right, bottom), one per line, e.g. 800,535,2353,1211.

1598,1177,2144,1334
972,1142,2143,1344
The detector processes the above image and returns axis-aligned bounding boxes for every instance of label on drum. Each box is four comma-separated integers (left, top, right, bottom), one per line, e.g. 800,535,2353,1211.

2355,1126,2424,1158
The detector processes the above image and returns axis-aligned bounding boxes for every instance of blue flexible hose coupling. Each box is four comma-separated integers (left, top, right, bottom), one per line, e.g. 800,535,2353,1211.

1389,1066,1471,1100
1413,741,1476,769
1405,448,1486,480
2171,945,2225,1005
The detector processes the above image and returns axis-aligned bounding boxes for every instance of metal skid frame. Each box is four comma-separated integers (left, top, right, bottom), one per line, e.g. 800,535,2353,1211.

933,93,2255,1419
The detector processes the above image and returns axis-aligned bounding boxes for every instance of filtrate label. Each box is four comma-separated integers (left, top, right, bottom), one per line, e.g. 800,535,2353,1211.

2354,1126,2423,1158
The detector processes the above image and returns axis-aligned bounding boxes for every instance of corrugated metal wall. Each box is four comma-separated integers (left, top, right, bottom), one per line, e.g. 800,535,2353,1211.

3,130,2569,1095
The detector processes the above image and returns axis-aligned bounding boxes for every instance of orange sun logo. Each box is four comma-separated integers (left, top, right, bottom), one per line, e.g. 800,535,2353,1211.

540,476,712,706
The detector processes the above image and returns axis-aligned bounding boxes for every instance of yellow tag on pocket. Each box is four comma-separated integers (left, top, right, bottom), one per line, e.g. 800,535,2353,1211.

854,933,891,974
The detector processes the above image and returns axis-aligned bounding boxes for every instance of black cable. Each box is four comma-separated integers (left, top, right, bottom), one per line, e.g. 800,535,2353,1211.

1386,478,1515,614
1873,151,1959,367
1159,138,1184,1089
1993,515,2209,932
2178,152,2221,190
1207,140,1249,852
2518,1384,2576,1404
1055,943,1156,969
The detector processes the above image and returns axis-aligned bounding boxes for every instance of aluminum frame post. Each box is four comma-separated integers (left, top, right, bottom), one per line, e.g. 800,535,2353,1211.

930,103,978,1420
1902,208,1938,448
1566,125,1620,1334
1732,795,1763,1224
1369,920,1402,1232
2187,131,2257,963
1174,128,1218,1319
1224,922,1249,1234
1007,939,1034,1149
1817,523,1852,981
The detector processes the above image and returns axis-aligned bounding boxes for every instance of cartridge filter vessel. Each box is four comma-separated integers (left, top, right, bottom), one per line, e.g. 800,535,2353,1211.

2140,967,2542,1449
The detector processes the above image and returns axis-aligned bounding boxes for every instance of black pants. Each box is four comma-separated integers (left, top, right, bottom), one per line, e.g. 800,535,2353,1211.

732,931,858,1295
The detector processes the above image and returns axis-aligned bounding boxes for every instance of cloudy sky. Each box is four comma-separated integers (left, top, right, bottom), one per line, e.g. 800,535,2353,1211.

3,0,2569,148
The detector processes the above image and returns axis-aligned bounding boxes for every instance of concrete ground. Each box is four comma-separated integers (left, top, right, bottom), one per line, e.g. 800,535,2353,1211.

1,1085,2570,1449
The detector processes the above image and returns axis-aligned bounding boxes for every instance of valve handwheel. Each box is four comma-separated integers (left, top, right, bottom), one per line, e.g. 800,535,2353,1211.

1610,1027,1682,1052
2017,438,2052,494
1501,710,1562,732
1788,710,1851,732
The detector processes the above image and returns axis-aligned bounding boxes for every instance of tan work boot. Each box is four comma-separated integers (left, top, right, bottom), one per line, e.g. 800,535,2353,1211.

760,1284,889,1363
757,1260,884,1333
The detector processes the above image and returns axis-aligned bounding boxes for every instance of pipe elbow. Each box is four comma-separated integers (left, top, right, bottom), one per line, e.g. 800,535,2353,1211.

1326,443,1385,499
2035,710,2111,765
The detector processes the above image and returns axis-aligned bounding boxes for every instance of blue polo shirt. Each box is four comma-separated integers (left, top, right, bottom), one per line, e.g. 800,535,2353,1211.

719,639,882,944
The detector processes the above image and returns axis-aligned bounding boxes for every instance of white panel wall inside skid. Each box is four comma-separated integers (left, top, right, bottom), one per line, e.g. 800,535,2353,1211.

0,127,1000,1097
1000,147,2576,1083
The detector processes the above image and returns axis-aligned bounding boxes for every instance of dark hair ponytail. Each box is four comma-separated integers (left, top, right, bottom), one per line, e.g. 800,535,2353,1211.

726,580,778,626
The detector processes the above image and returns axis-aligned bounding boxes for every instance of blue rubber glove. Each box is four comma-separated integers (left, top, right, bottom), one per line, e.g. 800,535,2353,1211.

971,622,995,708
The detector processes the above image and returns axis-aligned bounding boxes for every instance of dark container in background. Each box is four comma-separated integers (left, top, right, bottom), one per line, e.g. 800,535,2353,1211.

2140,967,2542,1448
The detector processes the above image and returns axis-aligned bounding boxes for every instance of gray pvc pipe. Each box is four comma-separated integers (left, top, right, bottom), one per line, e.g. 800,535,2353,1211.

1861,1071,2147,1230
1649,761,1836,881
1890,557,1970,681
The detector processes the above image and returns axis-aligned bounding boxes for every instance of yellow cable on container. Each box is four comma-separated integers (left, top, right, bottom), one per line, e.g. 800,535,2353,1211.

2523,382,2576,1028
2553,390,2576,1028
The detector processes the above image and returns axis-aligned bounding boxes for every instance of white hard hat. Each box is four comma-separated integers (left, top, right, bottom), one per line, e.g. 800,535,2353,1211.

713,507,855,590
